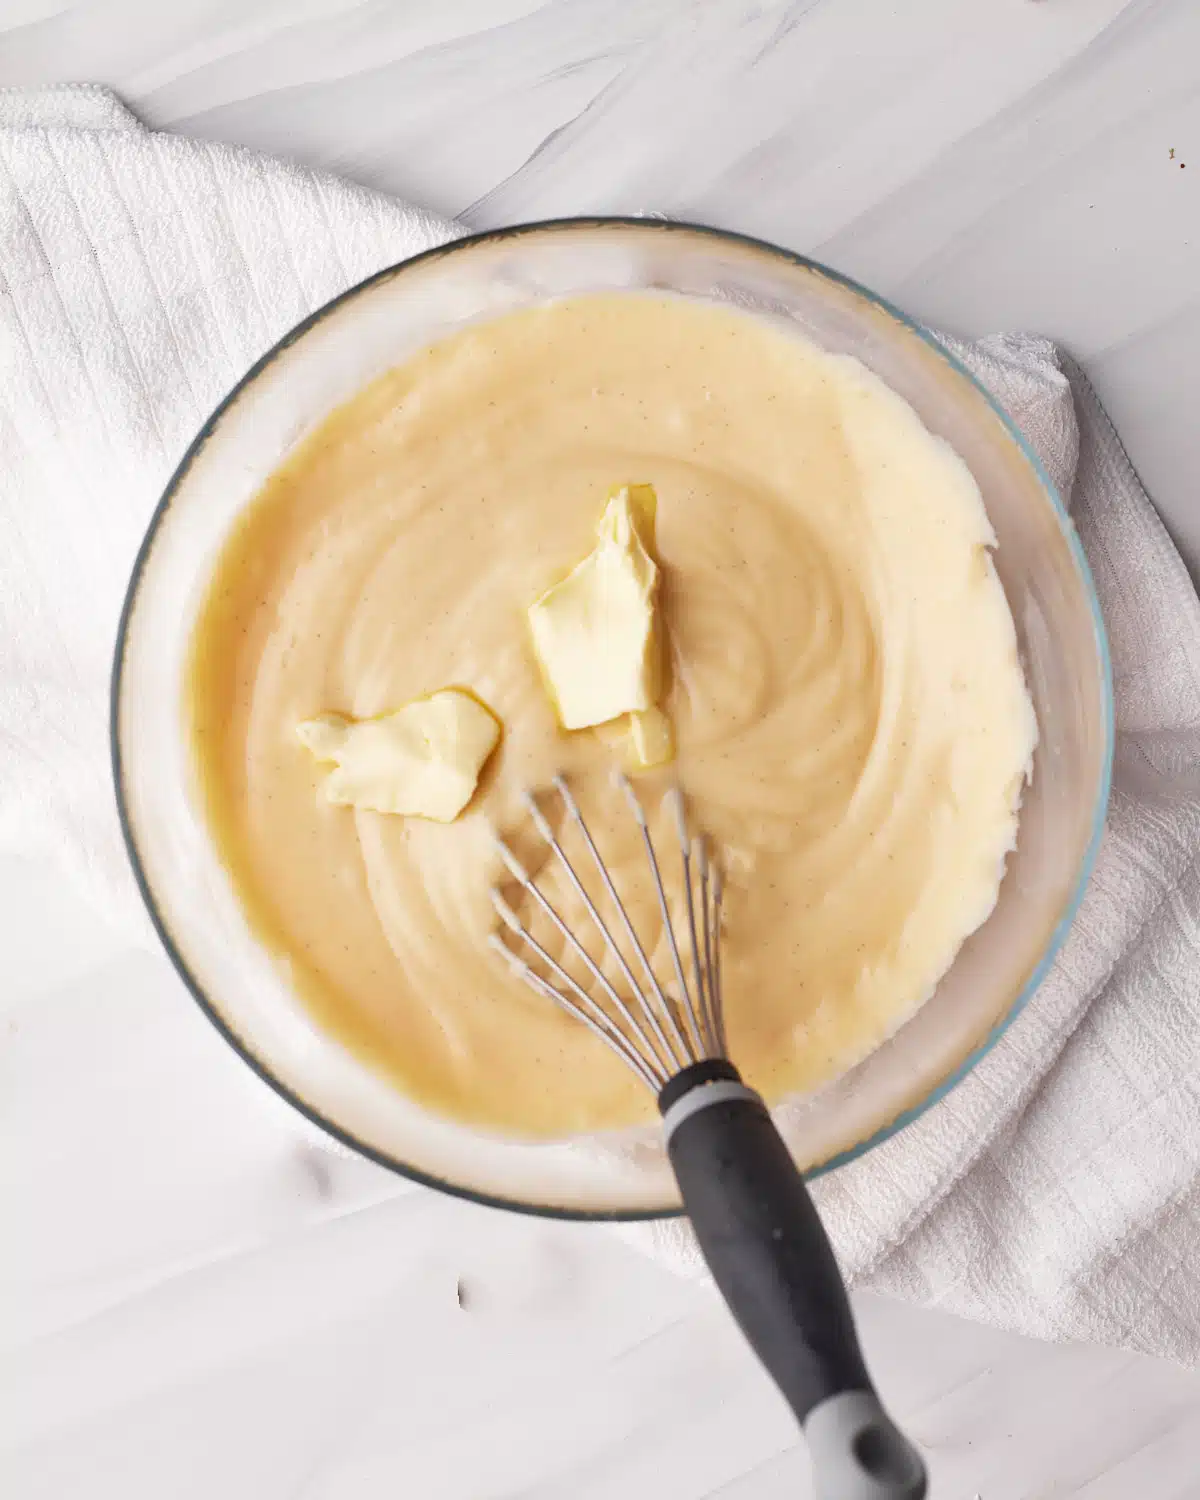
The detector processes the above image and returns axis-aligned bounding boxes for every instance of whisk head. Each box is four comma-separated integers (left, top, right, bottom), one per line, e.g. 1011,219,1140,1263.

488,773,726,1093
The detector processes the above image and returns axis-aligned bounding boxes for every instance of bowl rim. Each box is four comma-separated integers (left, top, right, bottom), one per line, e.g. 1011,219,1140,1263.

111,215,1115,1222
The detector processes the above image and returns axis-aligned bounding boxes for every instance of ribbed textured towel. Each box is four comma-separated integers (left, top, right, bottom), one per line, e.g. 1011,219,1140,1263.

4,87,1199,1364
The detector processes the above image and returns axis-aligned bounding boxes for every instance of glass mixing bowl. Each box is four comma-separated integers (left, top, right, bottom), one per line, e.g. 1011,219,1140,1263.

112,219,1112,1219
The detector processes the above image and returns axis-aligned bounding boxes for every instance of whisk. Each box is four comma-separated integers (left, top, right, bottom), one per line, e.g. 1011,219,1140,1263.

490,774,926,1500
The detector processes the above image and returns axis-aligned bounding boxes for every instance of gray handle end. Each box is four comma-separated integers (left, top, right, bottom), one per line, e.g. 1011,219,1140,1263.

804,1390,927,1500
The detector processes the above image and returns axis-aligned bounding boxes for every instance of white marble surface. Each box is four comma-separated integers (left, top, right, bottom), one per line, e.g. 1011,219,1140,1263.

3,2,1200,1496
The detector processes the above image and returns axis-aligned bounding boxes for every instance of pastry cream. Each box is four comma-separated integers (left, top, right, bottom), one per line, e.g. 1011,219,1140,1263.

186,292,1036,1137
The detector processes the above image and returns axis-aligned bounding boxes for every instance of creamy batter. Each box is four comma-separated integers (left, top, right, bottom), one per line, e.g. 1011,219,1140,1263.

187,293,1036,1137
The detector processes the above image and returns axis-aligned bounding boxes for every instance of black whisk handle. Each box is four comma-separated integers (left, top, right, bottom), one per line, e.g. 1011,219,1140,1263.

661,1065,926,1500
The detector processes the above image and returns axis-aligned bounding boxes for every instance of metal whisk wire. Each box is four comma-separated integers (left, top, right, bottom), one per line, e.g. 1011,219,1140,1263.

488,773,725,1094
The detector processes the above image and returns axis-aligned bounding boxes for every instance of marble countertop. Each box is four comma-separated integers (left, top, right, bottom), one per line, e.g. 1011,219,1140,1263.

3,2,1200,1497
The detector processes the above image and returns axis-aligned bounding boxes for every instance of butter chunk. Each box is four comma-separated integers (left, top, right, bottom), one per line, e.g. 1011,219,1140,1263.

629,706,674,769
528,484,664,731
297,689,500,821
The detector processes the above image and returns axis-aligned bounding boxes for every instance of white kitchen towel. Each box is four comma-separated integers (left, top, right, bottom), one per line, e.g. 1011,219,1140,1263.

4,87,1200,1365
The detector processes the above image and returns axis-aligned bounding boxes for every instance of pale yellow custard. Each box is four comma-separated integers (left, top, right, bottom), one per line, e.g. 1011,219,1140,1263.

186,293,1036,1137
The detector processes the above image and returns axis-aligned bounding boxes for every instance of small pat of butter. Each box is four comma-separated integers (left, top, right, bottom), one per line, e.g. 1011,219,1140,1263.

296,689,500,821
528,484,664,732
629,706,674,769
